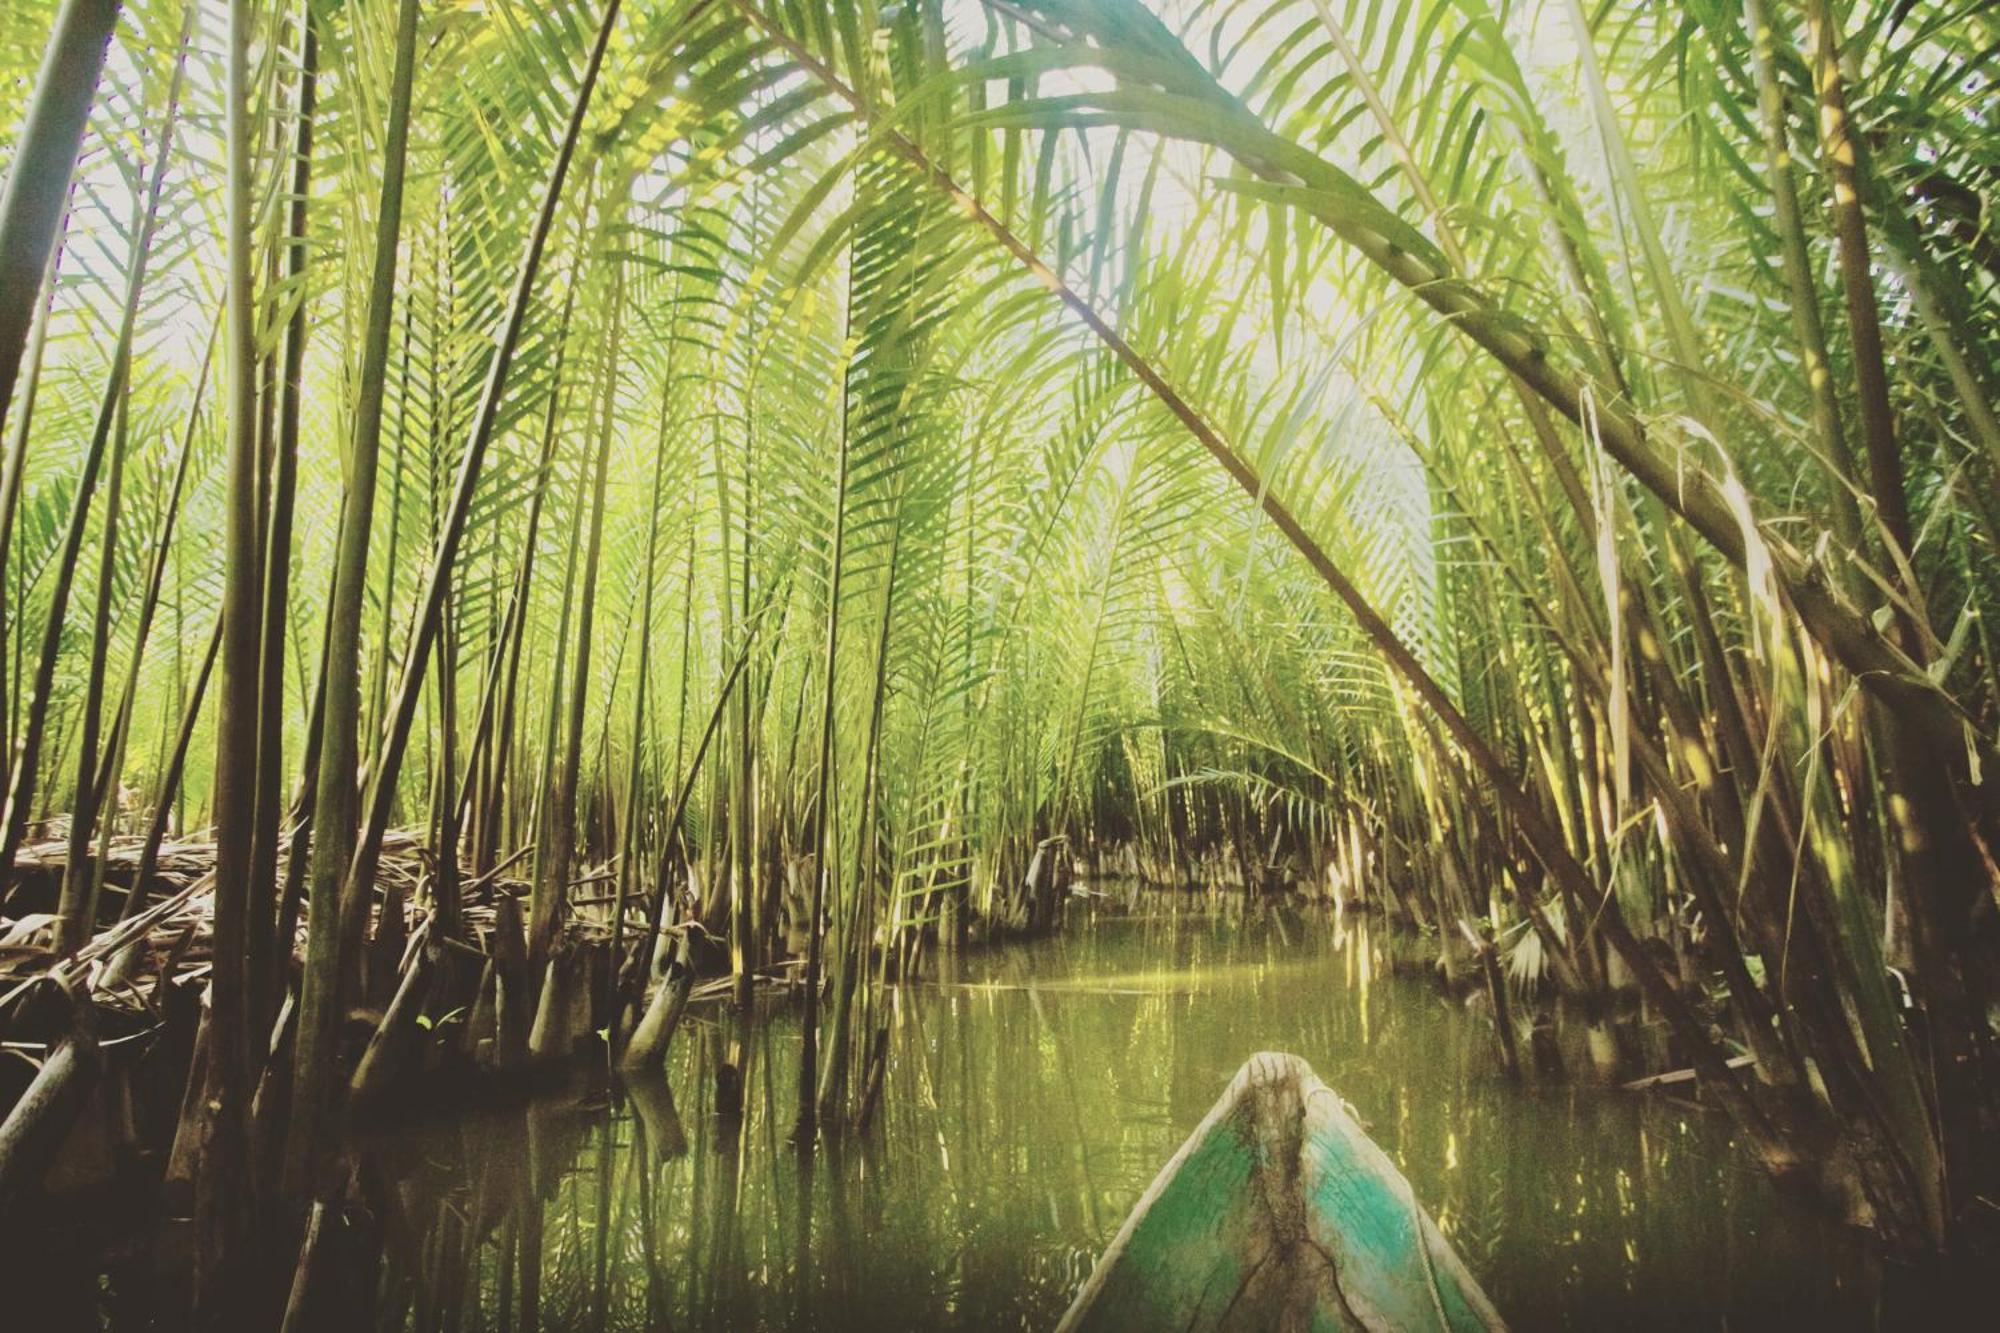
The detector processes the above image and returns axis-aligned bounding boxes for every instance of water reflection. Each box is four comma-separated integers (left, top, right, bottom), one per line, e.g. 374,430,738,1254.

362,896,1891,1330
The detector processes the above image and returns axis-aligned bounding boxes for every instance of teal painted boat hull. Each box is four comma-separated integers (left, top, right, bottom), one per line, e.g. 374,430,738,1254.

1058,1052,1506,1332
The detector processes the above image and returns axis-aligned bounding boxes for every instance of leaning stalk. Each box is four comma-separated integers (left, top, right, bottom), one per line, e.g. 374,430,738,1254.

282,0,421,1196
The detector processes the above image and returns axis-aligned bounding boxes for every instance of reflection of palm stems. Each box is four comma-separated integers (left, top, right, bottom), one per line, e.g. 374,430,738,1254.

0,0,1994,1300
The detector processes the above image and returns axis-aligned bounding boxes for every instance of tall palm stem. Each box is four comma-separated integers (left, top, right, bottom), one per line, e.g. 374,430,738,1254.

1741,0,1865,550
338,0,623,1000
0,0,121,442
611,369,673,1021
1801,0,1911,570
796,252,856,1145
532,247,623,969
195,0,264,1314
248,0,318,1027
282,0,421,1196
0,239,63,766
9,7,189,914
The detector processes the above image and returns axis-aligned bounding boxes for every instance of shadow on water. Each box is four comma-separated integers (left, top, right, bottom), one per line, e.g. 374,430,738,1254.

355,892,1903,1330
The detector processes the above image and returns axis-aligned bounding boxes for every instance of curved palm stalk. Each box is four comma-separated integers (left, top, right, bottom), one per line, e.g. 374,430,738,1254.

282,0,420,1197
1312,0,1661,869
455,254,583,873
0,0,121,443
336,0,623,1007
982,0,1978,779
609,369,675,1020
4,10,189,904
1797,1,1991,1217
54,385,129,952
1413,408,1942,1188
526,397,592,918
1392,401,1805,1073
367,306,409,755
82,313,216,912
1801,0,1911,569
119,615,221,924
2,0,1992,1269
960,2,1976,1224
795,251,855,1145
1558,0,1724,430
1554,0,1834,852
636,615,765,982
196,0,263,1313
707,240,751,1009
270,574,333,965
0,239,63,764
1865,178,2000,480
248,0,318,1028
531,251,624,970
1741,0,1865,550
1460,105,1765,800
430,608,460,942
729,0,1797,1177
819,484,908,1128
812,136,965,1125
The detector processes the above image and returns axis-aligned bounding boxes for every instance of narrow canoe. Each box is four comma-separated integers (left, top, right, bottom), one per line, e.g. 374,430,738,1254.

1058,1052,1506,1332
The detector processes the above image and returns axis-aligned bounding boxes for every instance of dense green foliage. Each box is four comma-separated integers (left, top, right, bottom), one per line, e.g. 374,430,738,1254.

1,0,1996,1282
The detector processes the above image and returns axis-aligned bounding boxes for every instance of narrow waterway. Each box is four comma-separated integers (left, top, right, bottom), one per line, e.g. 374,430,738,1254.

368,893,1892,1329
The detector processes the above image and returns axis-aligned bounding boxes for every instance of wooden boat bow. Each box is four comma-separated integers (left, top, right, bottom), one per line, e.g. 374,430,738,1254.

1058,1052,1506,1332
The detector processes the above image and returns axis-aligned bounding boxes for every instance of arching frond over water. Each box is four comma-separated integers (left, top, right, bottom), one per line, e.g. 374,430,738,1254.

0,0,1996,1323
